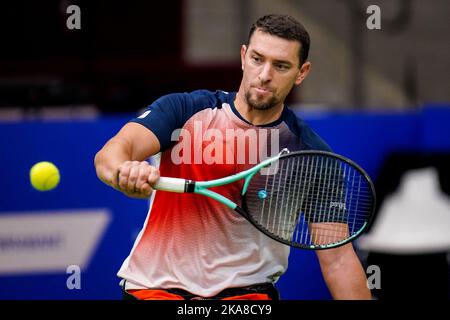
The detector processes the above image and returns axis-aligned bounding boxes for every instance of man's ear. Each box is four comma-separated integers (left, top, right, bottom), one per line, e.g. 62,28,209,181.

295,61,311,86
241,45,247,71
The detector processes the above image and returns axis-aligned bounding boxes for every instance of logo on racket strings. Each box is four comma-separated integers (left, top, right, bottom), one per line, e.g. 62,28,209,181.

329,202,347,210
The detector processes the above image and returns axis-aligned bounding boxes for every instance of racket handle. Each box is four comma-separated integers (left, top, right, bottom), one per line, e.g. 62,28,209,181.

153,177,187,193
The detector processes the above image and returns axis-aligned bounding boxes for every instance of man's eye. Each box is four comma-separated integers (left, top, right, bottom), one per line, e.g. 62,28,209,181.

275,64,289,71
252,56,262,63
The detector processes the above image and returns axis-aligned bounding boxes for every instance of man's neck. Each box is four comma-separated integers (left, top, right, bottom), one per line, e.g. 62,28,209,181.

234,91,284,126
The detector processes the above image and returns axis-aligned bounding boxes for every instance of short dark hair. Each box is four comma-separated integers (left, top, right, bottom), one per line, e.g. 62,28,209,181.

248,14,311,66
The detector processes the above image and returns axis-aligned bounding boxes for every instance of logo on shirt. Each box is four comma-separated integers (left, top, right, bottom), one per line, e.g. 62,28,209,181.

138,110,151,119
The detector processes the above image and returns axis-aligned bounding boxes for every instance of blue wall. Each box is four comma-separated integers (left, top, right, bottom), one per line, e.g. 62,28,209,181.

0,105,449,300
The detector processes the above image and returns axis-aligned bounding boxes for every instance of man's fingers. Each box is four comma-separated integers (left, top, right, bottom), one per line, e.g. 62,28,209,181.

140,183,152,197
147,167,160,185
118,162,132,190
135,165,152,191
117,161,157,198
127,162,141,192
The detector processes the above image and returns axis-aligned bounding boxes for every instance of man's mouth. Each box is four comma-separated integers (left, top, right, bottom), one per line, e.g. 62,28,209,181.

254,87,273,94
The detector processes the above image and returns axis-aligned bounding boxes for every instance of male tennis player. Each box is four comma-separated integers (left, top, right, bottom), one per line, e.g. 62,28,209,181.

95,14,372,300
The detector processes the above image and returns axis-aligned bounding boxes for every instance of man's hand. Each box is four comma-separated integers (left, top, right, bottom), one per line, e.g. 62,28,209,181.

115,161,160,199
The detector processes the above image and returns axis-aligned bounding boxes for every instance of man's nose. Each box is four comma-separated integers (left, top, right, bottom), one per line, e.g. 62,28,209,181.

258,63,273,83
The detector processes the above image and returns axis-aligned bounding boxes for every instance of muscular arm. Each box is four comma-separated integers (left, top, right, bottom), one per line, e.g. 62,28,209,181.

94,122,161,198
316,243,372,300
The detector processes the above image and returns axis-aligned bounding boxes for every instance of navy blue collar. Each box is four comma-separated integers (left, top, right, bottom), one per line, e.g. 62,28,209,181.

227,92,289,127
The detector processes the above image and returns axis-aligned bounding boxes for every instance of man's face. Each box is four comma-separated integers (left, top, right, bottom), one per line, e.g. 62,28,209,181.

240,29,310,110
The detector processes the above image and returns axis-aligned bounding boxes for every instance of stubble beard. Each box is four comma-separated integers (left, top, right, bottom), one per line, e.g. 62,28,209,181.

245,89,279,111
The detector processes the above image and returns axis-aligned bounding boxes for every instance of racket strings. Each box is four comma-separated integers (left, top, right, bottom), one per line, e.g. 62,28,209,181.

245,154,373,248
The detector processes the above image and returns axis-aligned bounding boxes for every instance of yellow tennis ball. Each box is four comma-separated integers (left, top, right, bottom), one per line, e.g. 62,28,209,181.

30,161,60,191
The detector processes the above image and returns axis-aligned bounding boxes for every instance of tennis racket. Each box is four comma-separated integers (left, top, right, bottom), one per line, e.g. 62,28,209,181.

153,149,376,250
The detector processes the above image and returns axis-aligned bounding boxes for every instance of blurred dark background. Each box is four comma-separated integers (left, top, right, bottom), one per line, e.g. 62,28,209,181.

0,0,449,116
0,0,242,114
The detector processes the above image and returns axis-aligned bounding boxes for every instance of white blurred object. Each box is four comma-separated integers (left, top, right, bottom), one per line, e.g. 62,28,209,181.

358,167,450,254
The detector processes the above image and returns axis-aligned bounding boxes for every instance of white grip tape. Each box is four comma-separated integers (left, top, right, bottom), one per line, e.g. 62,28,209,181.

153,177,186,193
